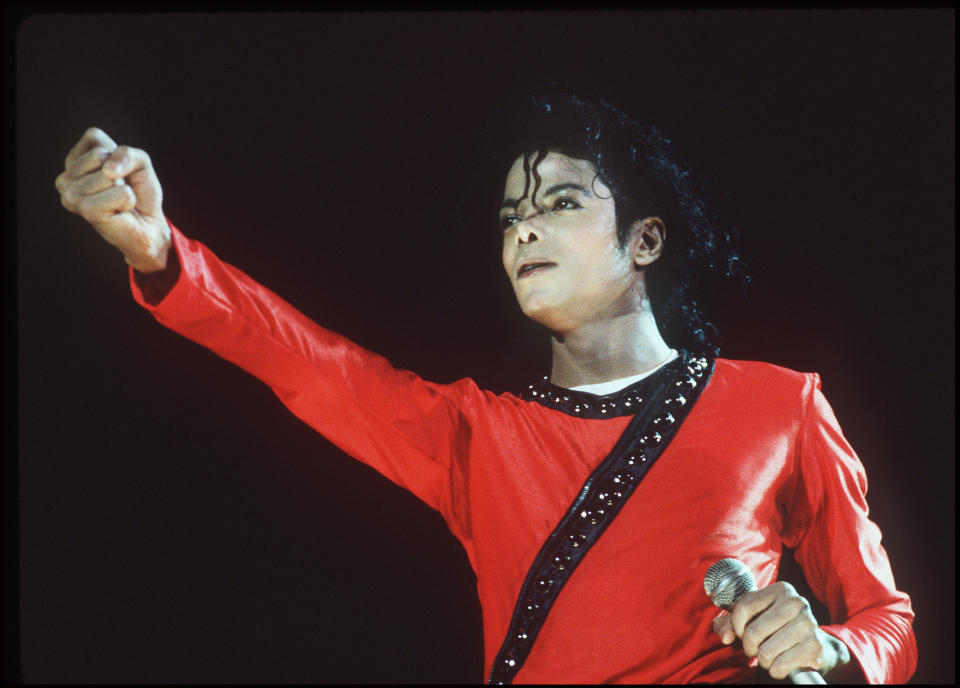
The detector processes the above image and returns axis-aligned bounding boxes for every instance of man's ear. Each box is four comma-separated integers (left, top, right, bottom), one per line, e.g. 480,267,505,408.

632,216,666,268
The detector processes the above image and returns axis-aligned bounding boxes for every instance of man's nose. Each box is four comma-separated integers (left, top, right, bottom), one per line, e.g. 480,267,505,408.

514,207,544,244
517,223,539,244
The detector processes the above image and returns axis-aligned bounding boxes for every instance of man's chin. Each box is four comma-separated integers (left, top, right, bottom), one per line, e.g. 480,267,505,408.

520,303,575,335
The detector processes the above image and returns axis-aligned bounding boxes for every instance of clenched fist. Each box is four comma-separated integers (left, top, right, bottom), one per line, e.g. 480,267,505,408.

55,127,171,273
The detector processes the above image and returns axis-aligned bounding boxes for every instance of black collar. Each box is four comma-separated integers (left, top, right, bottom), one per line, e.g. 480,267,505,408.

521,350,710,419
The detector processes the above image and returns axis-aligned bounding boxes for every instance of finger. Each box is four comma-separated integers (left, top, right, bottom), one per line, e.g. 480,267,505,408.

712,614,736,645
68,170,122,196
755,613,818,672
104,146,163,217
75,183,137,223
64,146,114,180
75,168,119,196
65,127,117,170
767,635,824,681
58,169,117,213
731,587,778,640
742,593,809,657
102,145,151,181
742,606,794,659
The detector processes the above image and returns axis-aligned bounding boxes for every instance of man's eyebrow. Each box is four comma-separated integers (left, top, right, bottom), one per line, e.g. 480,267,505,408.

500,183,591,211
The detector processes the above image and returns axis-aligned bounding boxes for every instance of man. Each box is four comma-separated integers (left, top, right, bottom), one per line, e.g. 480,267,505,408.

54,93,916,683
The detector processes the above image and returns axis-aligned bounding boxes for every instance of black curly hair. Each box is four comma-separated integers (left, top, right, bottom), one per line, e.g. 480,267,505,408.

480,88,748,356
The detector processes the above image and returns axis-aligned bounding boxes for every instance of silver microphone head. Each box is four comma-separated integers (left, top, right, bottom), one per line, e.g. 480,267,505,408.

704,558,757,610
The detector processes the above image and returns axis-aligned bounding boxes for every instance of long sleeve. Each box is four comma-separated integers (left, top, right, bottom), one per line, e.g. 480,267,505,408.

129,220,477,537
127,230,919,683
782,374,917,683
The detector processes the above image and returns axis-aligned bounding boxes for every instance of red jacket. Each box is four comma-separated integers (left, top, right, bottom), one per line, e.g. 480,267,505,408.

131,222,916,683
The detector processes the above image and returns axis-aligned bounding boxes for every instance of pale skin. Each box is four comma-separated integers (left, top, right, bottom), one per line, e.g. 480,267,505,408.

499,152,672,388
55,128,170,273
56,130,859,681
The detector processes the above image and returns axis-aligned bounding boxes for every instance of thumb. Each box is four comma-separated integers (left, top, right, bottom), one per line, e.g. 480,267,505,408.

126,163,163,219
103,146,163,218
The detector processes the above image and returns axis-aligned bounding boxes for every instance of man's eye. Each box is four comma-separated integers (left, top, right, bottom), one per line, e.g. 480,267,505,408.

499,215,521,231
552,197,581,211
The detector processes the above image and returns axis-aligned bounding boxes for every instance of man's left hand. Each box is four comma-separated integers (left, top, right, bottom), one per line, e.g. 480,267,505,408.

711,581,852,680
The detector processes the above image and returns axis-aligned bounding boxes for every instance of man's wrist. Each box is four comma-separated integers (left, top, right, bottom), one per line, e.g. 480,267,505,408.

124,217,172,273
819,631,863,683
132,238,181,306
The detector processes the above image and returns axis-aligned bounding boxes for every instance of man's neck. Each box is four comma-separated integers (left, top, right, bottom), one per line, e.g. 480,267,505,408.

548,309,672,389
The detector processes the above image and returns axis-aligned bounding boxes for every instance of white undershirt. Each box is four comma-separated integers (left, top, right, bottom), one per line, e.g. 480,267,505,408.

568,349,679,395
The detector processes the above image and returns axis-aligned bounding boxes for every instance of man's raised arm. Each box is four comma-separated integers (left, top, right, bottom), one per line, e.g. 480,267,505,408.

52,128,475,531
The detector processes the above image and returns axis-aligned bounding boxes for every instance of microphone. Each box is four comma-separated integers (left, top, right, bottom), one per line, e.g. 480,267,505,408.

704,558,826,685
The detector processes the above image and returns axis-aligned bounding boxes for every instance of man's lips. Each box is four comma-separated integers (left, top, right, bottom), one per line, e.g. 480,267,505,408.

517,261,556,279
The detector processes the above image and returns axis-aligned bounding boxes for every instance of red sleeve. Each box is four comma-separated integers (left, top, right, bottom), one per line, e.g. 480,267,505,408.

782,374,917,684
129,219,476,536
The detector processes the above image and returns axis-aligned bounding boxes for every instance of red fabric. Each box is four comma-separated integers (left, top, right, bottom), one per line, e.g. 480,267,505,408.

130,221,917,684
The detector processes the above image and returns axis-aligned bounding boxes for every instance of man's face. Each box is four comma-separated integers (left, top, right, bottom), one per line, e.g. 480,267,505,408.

500,151,640,333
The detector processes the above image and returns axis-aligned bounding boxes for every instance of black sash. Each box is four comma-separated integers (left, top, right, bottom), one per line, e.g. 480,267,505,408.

488,351,715,684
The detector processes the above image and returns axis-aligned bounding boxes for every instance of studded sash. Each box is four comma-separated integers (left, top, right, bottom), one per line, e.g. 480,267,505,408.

487,351,714,684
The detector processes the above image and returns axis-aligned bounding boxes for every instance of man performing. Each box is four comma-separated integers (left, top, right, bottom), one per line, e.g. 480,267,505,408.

54,93,916,684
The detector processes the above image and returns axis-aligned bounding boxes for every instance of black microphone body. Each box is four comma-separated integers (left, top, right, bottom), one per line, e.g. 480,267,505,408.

704,558,827,685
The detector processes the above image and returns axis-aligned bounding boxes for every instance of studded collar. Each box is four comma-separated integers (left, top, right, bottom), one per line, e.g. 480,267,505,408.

521,350,708,419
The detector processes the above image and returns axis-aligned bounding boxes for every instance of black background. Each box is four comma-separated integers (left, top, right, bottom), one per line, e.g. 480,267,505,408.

13,8,954,684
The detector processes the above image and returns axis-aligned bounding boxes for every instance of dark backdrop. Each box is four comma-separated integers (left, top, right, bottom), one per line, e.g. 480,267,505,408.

12,8,954,684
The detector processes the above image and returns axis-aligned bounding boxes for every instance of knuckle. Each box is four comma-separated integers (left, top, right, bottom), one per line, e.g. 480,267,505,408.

732,614,750,637
69,147,97,172
73,176,92,196
76,196,96,220
76,189,96,208
768,658,788,680
64,187,79,207
128,146,150,167
88,146,109,162
785,595,804,615
106,147,127,167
